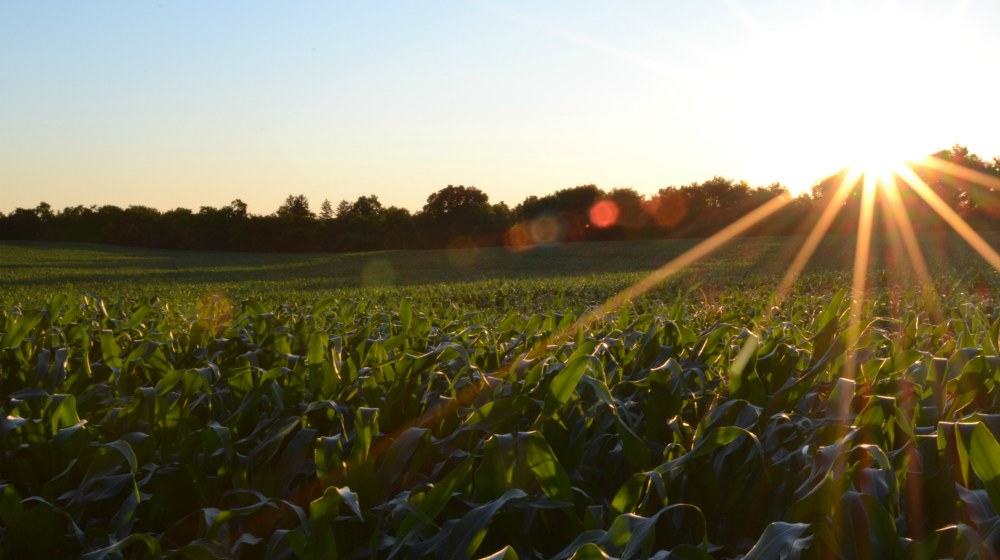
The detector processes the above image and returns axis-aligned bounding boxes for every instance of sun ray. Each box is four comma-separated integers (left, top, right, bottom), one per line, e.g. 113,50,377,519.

843,173,878,380
359,193,793,465
344,152,1000,494
914,154,1000,191
875,185,908,306
895,164,1000,272
911,154,1000,217
569,194,792,331
775,170,861,303
878,174,942,319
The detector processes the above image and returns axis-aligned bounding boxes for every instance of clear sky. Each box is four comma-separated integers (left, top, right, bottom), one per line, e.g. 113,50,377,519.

3,0,999,214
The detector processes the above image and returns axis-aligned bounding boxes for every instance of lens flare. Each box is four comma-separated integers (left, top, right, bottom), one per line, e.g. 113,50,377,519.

878,175,941,319
842,173,878,380
896,164,1000,272
344,145,1000,522
644,191,688,228
776,170,861,303
528,215,563,244
589,200,619,228
503,223,533,252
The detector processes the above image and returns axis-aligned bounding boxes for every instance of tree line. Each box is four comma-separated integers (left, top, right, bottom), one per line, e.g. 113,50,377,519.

2,146,999,253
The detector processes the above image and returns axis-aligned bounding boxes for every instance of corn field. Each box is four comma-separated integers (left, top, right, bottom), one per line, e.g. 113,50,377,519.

2,269,1000,559
0,238,1000,559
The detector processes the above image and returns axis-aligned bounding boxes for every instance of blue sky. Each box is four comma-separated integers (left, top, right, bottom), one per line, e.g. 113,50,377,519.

3,1,999,213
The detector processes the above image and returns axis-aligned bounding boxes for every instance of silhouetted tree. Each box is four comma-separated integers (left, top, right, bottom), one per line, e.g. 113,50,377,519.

382,206,415,250
230,199,248,219
3,145,998,252
276,194,313,220
331,195,387,251
607,188,649,231
420,185,505,247
514,185,605,242
35,202,54,221
320,199,334,220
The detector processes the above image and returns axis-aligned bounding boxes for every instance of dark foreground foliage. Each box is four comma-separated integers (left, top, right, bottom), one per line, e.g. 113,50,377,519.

2,283,1000,558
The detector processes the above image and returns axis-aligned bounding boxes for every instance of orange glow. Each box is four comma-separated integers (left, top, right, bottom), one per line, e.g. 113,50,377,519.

589,199,619,228
913,154,1000,218
878,176,941,318
195,293,233,335
352,152,1000,485
776,170,860,303
843,173,877,380
915,155,1000,191
366,193,791,463
503,223,533,252
644,191,688,228
503,215,565,251
574,194,791,330
528,215,563,244
896,164,1000,272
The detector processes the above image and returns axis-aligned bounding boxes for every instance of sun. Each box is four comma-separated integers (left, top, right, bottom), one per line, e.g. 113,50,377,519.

844,137,912,188
727,1,981,197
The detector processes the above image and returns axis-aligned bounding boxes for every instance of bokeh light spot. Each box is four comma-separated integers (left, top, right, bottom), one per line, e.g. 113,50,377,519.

528,215,562,245
361,259,396,287
504,223,533,252
589,200,619,228
645,192,688,227
195,293,232,336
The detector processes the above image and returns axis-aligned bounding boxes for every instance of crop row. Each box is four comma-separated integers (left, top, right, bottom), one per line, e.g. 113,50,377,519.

1,286,999,558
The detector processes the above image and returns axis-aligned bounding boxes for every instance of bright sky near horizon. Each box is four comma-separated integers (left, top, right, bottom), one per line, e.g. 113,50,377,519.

3,0,999,214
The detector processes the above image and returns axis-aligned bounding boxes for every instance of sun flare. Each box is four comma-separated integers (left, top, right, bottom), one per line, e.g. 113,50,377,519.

730,1,985,196
846,141,912,188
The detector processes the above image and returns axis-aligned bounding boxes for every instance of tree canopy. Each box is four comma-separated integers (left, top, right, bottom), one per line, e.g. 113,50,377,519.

3,145,999,253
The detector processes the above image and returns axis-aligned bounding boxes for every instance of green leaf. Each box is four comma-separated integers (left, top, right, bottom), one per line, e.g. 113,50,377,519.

615,417,651,470
415,488,526,559
742,522,812,560
79,533,161,560
969,421,1000,511
49,394,81,434
523,431,573,503
547,354,592,411
310,485,362,522
351,407,380,461
397,457,474,542
399,299,413,331
1,313,41,349
99,330,122,371
307,332,327,365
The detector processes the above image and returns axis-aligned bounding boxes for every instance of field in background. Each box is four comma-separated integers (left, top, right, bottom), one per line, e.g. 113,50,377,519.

0,232,988,307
